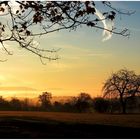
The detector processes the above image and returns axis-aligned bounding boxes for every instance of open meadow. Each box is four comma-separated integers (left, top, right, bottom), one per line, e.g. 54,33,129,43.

0,111,140,138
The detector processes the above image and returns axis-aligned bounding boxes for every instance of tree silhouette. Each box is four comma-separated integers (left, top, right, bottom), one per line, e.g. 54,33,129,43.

75,92,93,112
0,1,134,62
10,97,22,110
0,96,10,110
93,97,110,113
103,69,140,114
38,91,52,110
21,98,30,111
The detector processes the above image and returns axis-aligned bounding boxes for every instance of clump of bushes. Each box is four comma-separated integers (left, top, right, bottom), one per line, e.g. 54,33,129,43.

0,92,139,113
93,97,110,113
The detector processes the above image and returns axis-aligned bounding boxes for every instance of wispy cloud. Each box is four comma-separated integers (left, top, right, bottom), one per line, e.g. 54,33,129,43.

95,8,114,41
86,53,112,57
0,86,37,91
64,53,112,61
53,43,112,63
47,88,63,91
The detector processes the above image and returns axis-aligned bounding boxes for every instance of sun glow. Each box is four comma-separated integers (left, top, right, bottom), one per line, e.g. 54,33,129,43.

0,1,139,100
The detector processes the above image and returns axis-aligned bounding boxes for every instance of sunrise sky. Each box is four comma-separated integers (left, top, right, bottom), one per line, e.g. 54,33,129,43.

0,1,140,99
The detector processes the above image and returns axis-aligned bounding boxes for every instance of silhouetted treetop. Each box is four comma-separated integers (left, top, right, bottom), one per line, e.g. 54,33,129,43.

0,1,134,62
103,69,140,113
38,92,52,109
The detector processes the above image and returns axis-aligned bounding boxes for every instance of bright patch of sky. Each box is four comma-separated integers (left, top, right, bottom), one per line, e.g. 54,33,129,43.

0,1,140,98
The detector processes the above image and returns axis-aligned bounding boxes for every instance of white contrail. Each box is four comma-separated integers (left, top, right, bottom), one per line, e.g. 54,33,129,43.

95,8,114,41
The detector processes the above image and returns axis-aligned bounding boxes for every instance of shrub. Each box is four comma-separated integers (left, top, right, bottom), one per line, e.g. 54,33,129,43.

93,97,110,113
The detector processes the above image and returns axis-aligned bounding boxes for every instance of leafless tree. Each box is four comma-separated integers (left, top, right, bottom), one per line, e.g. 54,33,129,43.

103,69,140,113
0,1,134,63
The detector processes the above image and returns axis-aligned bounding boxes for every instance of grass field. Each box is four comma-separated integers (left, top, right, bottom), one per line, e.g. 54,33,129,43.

0,111,140,138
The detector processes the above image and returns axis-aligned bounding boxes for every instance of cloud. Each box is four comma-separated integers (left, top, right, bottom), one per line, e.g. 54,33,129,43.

47,88,63,91
86,53,112,57
64,53,112,61
0,86,37,91
95,8,114,41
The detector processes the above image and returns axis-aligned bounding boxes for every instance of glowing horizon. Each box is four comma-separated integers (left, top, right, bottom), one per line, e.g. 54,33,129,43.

0,1,140,99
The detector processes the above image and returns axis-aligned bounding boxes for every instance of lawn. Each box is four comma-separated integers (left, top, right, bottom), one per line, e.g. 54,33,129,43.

0,111,140,138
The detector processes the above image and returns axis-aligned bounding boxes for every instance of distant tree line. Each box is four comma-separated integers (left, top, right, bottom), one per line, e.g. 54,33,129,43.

0,69,139,114
0,96,39,111
0,92,140,114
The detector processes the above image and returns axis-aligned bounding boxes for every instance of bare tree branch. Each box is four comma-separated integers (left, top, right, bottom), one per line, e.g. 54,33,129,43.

0,1,134,63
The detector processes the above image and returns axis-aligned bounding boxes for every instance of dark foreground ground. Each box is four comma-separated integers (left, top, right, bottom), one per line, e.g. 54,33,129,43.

0,116,140,139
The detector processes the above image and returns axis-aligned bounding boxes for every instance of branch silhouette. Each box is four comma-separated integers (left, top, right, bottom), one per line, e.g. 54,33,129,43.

0,1,134,63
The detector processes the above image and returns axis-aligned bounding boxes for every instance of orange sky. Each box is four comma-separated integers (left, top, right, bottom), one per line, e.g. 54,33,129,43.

0,2,140,99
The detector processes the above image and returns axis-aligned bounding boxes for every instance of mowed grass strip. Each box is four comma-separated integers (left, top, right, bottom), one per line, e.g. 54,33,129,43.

0,111,140,128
